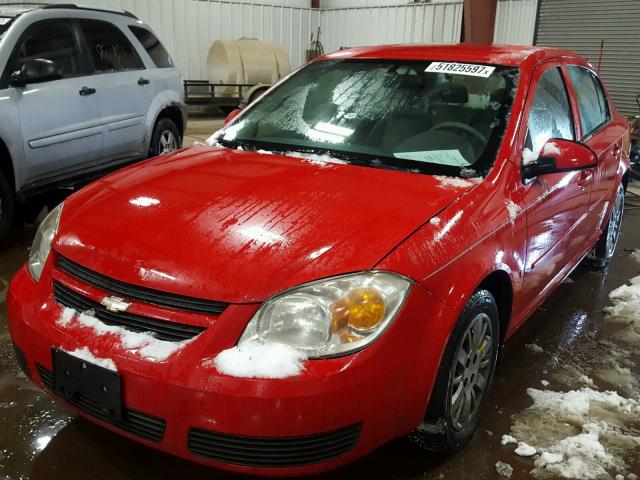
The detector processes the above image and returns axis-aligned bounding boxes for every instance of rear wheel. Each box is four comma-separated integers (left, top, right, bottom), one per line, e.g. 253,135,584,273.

409,290,500,454
0,171,15,241
148,117,181,158
588,183,624,268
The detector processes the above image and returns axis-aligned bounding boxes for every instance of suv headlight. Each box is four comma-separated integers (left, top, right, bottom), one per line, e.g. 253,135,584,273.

28,203,63,282
239,272,412,358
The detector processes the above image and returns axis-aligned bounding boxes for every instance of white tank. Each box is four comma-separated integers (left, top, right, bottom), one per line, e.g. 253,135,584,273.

207,38,291,95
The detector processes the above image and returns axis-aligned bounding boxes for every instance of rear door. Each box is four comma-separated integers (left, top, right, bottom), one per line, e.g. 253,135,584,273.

566,65,621,238
77,19,154,163
519,62,594,304
5,19,102,182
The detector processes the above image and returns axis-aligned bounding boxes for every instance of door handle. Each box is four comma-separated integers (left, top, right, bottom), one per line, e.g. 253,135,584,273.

79,86,96,96
577,169,592,188
612,143,621,156
138,77,150,86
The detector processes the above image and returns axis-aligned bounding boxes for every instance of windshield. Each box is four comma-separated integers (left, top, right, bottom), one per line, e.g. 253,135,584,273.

215,59,519,177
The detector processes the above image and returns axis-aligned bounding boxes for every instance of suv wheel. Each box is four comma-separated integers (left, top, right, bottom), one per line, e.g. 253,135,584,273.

149,117,181,158
0,171,15,241
409,290,500,454
588,183,624,268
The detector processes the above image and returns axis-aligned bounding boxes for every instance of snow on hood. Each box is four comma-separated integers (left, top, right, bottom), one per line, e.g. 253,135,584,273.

56,146,479,303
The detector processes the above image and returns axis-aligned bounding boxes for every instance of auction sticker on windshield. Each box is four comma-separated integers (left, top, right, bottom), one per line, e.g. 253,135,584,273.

426,62,495,78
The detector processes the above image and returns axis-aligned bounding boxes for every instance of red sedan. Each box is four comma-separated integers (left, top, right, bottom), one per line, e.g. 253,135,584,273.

7,44,630,476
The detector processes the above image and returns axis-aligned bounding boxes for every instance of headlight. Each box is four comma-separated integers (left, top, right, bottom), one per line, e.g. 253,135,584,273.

239,272,412,358
28,203,63,282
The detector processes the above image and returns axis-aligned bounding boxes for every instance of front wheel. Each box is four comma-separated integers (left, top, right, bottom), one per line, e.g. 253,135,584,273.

148,117,181,158
409,290,500,454
587,183,624,268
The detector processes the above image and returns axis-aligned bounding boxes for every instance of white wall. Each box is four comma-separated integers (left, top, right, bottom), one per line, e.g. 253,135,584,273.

321,0,411,7
493,0,538,45
321,0,463,52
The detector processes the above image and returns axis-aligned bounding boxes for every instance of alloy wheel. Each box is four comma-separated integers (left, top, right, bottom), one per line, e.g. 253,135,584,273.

606,187,624,259
449,312,494,431
159,130,178,155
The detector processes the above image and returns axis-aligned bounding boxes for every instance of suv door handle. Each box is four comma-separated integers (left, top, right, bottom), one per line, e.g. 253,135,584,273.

138,77,150,86
79,86,96,96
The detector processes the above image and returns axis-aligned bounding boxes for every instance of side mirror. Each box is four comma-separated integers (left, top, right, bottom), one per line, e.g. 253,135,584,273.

224,108,242,126
523,138,598,180
9,59,63,87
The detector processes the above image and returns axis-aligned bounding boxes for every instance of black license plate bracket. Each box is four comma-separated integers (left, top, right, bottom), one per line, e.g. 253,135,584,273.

52,348,122,420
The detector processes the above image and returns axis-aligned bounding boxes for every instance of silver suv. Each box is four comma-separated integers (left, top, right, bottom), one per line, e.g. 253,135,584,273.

0,4,186,239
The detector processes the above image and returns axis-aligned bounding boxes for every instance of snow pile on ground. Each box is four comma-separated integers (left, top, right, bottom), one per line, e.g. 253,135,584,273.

604,276,640,342
208,340,307,379
434,175,482,188
285,151,347,167
57,307,193,362
631,250,640,263
61,347,117,372
504,387,640,479
526,342,544,353
496,461,514,478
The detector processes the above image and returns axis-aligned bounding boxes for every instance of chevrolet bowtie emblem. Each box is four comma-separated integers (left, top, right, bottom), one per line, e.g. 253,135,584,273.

100,296,132,313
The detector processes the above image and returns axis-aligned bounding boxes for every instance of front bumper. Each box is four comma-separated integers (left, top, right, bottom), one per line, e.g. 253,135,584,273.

7,260,456,476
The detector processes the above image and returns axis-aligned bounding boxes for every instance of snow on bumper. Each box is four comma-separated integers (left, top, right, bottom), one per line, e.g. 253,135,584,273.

7,263,454,475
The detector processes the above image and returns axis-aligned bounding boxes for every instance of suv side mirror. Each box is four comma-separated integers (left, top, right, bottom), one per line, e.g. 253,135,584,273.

224,108,242,126
523,138,598,180
9,59,63,87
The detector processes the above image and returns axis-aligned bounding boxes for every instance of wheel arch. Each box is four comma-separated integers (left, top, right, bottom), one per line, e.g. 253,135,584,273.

0,136,16,191
475,269,513,344
153,104,185,139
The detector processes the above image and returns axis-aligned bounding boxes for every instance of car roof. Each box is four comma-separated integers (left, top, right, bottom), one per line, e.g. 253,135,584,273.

322,43,582,68
0,3,136,19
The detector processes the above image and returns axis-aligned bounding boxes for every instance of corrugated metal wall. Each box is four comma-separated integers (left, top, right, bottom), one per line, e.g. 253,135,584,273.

493,0,538,45
535,0,640,116
321,0,463,53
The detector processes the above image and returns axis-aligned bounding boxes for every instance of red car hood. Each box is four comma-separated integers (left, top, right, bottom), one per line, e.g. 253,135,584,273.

55,146,476,303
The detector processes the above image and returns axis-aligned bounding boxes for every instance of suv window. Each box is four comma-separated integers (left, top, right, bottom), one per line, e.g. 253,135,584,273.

7,21,81,78
129,26,173,68
568,65,610,137
79,20,143,73
525,67,574,156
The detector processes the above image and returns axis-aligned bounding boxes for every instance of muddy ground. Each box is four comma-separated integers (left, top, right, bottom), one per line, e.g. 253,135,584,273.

1,184,639,480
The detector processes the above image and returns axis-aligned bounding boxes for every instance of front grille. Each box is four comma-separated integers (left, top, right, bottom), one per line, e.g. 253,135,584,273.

188,423,362,467
57,256,228,316
37,364,166,443
53,282,205,342
12,343,30,379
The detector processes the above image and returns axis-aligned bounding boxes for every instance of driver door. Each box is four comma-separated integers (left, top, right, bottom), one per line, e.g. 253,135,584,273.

518,63,594,310
6,19,102,183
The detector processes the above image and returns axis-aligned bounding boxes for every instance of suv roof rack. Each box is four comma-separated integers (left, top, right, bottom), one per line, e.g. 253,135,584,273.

0,3,138,19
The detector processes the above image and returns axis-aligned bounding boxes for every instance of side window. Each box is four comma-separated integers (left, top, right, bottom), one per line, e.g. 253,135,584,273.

129,26,173,68
7,21,81,78
525,67,574,156
568,65,610,138
79,20,144,73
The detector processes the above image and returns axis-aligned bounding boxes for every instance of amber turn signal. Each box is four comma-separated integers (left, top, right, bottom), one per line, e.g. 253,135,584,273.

332,287,386,334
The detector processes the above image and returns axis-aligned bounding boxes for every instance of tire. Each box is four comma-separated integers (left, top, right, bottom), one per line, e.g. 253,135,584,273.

0,170,15,242
148,117,181,159
409,290,500,454
587,183,624,268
